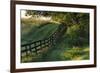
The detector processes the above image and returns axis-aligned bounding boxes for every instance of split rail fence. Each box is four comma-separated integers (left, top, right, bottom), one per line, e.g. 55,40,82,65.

21,24,67,58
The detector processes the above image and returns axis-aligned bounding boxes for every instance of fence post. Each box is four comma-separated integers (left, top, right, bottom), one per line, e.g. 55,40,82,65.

34,42,38,55
29,45,32,53
25,46,28,56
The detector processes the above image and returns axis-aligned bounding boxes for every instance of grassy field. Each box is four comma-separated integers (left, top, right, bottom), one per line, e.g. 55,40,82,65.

21,18,89,63
21,20,59,44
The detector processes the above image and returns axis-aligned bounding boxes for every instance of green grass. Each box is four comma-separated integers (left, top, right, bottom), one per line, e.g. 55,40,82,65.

37,39,89,62
61,47,89,60
21,46,89,62
21,22,59,44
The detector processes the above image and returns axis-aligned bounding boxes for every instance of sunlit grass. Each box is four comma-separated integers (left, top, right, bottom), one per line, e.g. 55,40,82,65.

60,47,89,60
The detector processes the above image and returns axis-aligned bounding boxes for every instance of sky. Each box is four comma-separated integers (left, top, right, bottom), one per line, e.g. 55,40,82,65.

20,10,52,21
21,10,26,18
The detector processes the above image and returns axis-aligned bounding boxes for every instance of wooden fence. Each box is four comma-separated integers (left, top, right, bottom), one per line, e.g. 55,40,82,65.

21,23,67,58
